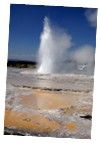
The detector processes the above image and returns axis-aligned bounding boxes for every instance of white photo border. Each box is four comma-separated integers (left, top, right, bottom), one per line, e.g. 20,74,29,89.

0,0,100,143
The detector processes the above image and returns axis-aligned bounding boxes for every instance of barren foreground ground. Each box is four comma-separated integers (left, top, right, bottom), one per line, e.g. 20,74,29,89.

4,68,93,138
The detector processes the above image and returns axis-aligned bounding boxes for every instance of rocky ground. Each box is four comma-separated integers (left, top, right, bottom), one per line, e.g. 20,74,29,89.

4,67,94,138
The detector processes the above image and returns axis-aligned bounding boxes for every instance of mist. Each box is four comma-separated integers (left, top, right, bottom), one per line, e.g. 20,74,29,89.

37,17,95,75
37,17,72,74
73,45,95,74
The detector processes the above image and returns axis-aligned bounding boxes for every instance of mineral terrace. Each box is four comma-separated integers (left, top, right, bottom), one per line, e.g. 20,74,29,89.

4,67,93,138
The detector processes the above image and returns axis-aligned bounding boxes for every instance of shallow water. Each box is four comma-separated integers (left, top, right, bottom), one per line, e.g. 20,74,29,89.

5,67,93,138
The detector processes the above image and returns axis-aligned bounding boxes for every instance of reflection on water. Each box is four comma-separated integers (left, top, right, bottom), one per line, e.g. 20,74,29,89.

5,67,93,138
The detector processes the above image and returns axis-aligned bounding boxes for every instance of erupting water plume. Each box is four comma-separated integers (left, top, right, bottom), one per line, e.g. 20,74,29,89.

37,17,72,74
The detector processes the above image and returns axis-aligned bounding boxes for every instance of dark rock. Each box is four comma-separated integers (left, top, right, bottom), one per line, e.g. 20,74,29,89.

80,115,92,120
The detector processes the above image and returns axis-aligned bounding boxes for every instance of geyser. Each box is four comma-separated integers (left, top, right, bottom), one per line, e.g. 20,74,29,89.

37,17,72,74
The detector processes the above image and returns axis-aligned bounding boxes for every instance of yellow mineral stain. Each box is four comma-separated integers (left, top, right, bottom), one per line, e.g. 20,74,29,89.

4,109,60,134
66,122,77,132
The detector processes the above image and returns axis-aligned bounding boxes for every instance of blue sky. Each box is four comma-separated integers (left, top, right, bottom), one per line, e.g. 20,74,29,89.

8,4,97,61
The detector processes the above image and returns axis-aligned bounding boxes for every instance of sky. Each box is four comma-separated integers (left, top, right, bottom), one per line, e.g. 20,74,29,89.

8,4,97,61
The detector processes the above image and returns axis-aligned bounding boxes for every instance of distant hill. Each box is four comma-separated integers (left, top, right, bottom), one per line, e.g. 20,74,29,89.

7,60,37,68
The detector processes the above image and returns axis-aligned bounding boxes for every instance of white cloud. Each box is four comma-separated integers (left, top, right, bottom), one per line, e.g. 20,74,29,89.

85,9,97,27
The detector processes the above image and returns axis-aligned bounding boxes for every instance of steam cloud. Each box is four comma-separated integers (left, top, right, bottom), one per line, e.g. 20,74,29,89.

37,17,72,74
73,45,95,74
37,17,95,75
73,45,95,64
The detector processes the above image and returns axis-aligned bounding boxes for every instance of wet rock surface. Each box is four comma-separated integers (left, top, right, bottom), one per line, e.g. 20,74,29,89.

4,68,93,138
